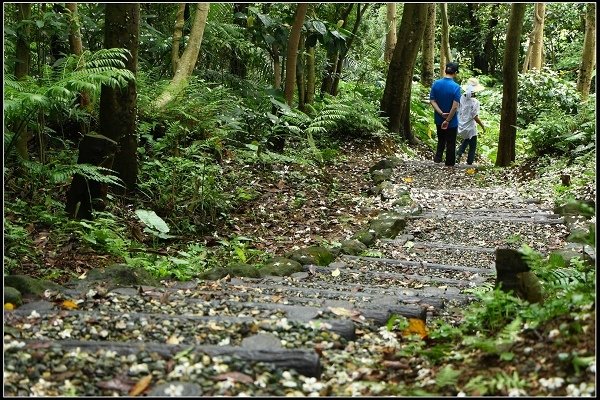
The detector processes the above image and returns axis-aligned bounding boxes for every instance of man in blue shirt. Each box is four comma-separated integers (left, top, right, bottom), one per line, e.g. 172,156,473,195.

429,62,462,167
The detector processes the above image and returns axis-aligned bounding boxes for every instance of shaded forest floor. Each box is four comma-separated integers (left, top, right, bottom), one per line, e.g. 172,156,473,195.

4,138,596,396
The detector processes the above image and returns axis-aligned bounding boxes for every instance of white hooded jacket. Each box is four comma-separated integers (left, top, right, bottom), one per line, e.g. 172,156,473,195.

457,85,480,140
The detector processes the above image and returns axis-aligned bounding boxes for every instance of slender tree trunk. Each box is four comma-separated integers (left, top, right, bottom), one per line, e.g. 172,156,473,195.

439,3,452,76
153,3,210,110
306,45,315,104
320,4,353,97
171,3,186,76
14,3,32,160
421,3,436,87
529,3,545,71
50,4,69,63
65,4,140,218
66,3,90,137
284,3,308,106
522,34,533,73
577,3,596,100
230,3,249,78
332,4,369,96
380,3,428,144
273,44,281,89
496,3,526,167
296,32,306,111
384,3,397,64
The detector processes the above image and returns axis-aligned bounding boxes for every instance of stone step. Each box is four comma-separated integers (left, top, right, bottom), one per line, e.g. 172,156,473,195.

407,213,564,224
6,307,357,341
341,255,495,275
380,239,496,253
7,338,322,378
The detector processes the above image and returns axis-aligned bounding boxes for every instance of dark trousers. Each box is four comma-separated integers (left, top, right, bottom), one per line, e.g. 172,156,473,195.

434,125,457,166
456,136,477,165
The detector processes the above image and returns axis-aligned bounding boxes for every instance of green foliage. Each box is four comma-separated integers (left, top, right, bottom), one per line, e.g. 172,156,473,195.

435,365,461,389
516,68,580,128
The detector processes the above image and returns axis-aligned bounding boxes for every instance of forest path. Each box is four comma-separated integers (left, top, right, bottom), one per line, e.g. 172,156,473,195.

3,157,573,396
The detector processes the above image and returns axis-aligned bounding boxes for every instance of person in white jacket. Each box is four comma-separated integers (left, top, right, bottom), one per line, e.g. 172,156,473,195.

457,77,486,165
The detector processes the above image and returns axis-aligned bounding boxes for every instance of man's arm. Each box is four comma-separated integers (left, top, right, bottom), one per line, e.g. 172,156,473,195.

441,100,460,129
430,99,445,117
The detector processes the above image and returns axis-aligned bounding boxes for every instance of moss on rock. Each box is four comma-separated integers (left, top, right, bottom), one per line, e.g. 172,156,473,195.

4,275,65,296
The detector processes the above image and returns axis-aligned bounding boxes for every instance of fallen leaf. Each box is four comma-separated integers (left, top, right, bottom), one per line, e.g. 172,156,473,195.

466,168,476,175
331,268,341,277
403,177,414,183
61,300,78,310
213,371,254,384
404,241,414,249
97,376,135,392
276,179,286,189
4,303,15,311
328,307,356,317
401,318,428,339
129,374,152,396
166,335,181,345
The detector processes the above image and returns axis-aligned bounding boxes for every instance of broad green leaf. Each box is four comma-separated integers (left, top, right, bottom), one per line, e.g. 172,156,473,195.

135,209,170,233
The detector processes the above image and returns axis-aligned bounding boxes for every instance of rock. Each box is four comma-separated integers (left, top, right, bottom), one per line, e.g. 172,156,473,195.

228,262,261,278
368,157,401,173
339,239,367,256
4,287,23,306
370,168,392,185
241,333,283,350
148,382,203,397
260,257,304,276
198,267,229,281
567,222,595,246
391,193,413,207
369,215,407,239
285,247,335,266
352,230,377,247
4,275,65,296
85,264,160,288
290,272,310,280
495,248,543,304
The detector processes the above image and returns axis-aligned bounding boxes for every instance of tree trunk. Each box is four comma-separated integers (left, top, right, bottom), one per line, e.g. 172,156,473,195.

320,4,353,97
577,3,596,100
529,3,545,71
496,3,526,167
273,44,282,89
284,3,308,106
296,32,306,111
421,3,436,87
14,4,32,160
439,3,452,76
384,3,397,64
66,3,90,136
230,3,249,78
50,4,69,63
153,3,210,110
380,3,428,144
101,4,139,192
171,3,186,76
332,4,369,96
306,45,315,104
66,4,140,218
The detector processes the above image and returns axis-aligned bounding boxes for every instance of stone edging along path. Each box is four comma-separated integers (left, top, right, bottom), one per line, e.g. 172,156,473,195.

3,155,594,396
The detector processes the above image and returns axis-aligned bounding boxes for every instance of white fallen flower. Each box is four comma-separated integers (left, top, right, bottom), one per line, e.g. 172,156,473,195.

539,377,565,390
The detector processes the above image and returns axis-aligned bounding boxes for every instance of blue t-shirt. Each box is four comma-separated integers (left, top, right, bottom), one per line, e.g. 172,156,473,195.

429,77,462,128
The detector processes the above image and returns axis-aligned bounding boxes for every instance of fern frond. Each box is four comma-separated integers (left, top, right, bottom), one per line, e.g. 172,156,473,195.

50,163,125,188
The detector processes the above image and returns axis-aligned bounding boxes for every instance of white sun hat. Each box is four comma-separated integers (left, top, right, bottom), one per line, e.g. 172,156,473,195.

463,77,485,93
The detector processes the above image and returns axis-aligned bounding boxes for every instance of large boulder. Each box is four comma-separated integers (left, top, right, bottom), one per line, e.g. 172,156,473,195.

352,230,377,247
260,257,304,277
285,246,335,266
339,239,368,256
368,157,402,173
370,168,393,185
4,275,65,296
4,287,23,306
85,264,160,288
369,212,407,239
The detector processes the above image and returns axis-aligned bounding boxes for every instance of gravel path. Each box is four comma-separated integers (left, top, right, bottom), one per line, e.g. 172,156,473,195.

3,157,580,396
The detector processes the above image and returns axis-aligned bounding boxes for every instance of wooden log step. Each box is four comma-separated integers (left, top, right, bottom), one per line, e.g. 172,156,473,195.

380,239,496,253
15,339,322,377
341,255,496,275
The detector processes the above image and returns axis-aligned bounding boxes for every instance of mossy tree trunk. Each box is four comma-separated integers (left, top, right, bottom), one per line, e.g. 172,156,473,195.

66,3,91,122
380,3,428,144
153,3,209,110
284,3,308,106
171,3,186,76
14,3,32,160
496,3,526,167
577,3,596,100
420,3,436,86
384,3,397,64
